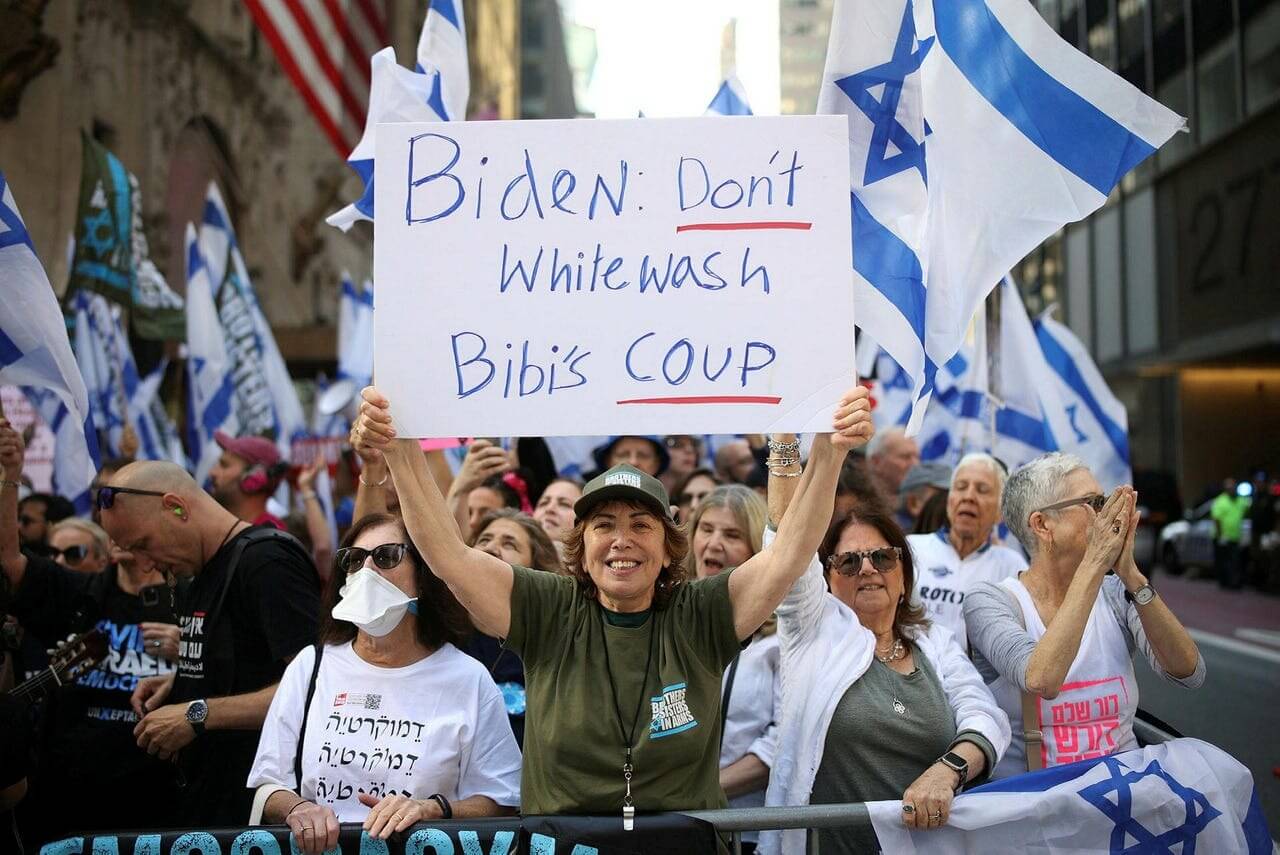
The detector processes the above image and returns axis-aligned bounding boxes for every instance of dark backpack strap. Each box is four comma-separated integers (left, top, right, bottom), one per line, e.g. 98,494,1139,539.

719,651,742,747
294,643,325,791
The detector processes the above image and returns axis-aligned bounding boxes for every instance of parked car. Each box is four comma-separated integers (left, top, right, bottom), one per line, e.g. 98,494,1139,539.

1158,499,1252,575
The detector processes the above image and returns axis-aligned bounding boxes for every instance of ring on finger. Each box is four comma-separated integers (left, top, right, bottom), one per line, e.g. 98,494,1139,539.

901,804,915,814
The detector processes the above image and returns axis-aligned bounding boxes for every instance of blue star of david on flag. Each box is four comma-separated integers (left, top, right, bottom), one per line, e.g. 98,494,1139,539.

834,0,933,186
1078,756,1222,853
0,175,34,252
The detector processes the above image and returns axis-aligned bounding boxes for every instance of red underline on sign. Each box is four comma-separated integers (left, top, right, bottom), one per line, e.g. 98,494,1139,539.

675,221,813,233
615,395,783,405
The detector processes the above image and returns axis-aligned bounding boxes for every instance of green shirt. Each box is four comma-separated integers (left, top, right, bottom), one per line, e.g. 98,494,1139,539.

1210,493,1250,543
506,565,741,816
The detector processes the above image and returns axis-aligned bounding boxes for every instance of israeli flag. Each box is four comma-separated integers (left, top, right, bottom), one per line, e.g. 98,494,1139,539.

705,74,753,116
199,183,307,458
133,359,187,468
312,273,374,438
183,224,238,486
0,174,100,513
1035,311,1132,490
868,738,1271,854
416,0,469,122
329,0,468,233
71,290,150,460
992,275,1062,473
819,0,1184,433
917,343,989,464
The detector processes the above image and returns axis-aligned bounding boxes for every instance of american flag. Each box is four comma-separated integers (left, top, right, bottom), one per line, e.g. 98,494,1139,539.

243,0,391,156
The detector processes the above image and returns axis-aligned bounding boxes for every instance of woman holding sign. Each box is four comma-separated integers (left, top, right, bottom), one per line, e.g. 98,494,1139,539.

350,381,873,822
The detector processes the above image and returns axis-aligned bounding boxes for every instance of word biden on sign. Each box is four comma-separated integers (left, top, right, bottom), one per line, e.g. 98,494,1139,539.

374,116,854,437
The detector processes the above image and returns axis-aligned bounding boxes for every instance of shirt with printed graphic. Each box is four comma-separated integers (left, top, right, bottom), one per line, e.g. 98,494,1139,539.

907,529,1027,648
506,565,741,816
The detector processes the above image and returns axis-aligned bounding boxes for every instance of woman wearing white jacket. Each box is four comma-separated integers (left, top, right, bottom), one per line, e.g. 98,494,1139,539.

760,458,1010,855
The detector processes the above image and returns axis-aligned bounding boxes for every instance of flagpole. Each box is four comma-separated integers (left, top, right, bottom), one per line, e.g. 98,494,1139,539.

985,281,1004,455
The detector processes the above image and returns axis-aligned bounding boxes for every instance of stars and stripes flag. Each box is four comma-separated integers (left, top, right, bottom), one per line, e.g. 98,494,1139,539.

0,173,100,514
243,0,391,157
819,0,1184,434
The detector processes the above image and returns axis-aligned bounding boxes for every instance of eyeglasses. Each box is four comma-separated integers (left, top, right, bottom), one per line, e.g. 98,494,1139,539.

51,545,92,565
335,543,409,574
95,486,167,511
1033,493,1107,518
826,546,903,576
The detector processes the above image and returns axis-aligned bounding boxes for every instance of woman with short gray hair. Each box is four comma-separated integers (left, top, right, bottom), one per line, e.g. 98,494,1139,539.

964,453,1204,778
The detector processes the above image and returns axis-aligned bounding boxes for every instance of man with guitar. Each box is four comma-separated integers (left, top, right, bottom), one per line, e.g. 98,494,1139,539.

0,419,180,845
95,458,320,829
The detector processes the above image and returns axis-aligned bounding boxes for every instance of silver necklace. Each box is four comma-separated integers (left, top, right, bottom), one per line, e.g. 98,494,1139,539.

876,637,905,663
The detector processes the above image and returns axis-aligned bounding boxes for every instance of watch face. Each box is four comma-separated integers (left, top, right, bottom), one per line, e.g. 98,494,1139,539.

186,701,208,722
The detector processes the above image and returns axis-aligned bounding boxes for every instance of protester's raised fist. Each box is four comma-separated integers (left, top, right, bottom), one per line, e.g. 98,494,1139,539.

0,418,25,480
830,384,875,452
351,386,396,458
452,439,512,494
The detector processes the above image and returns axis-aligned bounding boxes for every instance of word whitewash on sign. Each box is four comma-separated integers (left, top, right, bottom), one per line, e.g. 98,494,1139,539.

374,116,854,437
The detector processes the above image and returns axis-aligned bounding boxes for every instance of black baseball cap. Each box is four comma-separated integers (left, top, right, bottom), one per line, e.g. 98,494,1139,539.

574,464,672,521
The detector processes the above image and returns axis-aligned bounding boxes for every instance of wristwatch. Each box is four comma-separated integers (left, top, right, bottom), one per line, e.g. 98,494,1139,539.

1126,583,1157,606
938,751,969,791
185,699,209,735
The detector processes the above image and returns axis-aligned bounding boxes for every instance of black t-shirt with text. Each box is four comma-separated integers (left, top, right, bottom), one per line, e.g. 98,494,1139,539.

171,527,320,827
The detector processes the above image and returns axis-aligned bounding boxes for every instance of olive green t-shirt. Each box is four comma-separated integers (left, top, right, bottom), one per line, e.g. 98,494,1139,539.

506,565,741,816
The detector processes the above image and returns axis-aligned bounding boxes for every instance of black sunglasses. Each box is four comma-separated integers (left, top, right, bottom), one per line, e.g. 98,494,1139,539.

1034,493,1107,517
336,543,410,574
51,544,92,565
96,486,167,511
826,546,903,576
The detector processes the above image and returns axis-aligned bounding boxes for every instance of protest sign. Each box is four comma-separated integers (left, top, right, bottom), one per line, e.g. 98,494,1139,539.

373,116,853,437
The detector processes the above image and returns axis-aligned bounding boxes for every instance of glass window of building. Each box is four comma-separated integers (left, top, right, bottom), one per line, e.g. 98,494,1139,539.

1118,0,1150,92
1123,188,1159,354
1061,0,1083,45
1037,0,1060,27
1153,0,1191,165
1192,0,1241,144
1093,206,1124,364
1087,0,1116,67
1242,0,1280,113
1066,225,1093,352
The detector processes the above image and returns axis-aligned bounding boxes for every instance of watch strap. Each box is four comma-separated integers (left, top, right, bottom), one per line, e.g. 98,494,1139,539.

939,751,968,790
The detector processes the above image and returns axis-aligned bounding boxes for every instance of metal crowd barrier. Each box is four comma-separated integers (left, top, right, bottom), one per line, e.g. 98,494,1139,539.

681,803,870,854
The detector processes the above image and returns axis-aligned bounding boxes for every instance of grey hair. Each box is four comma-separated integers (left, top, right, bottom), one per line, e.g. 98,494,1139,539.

866,426,907,459
1002,452,1088,556
49,517,111,558
952,453,1008,506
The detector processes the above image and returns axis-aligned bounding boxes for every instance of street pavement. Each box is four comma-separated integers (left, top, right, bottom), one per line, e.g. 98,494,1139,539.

1134,572,1280,833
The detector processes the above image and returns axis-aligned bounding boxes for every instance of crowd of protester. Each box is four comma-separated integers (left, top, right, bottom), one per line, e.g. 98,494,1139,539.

0,384,1211,854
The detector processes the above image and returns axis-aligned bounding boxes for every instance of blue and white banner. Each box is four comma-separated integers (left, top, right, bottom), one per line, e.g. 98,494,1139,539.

312,273,374,438
992,275,1066,475
198,183,306,458
868,738,1271,854
416,0,469,121
0,173,100,513
1035,311,1131,490
705,74,753,116
819,0,1184,433
329,0,468,233
183,224,238,486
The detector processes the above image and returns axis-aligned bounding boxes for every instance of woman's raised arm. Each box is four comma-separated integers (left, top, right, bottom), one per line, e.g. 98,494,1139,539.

355,388,514,638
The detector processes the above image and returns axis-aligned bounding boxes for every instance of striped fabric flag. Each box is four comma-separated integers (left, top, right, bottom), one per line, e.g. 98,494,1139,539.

0,173,100,513
818,0,1184,434
183,224,239,486
328,0,468,231
243,0,390,156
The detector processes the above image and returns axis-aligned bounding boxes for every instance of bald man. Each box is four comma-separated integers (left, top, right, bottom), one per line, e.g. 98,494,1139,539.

98,461,320,828
867,426,921,508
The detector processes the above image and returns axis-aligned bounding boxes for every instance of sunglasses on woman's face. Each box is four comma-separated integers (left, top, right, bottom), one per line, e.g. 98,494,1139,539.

336,543,409,574
51,545,92,565
826,546,903,576
1034,492,1107,517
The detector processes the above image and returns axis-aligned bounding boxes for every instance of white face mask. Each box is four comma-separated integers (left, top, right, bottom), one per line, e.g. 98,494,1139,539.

332,567,418,637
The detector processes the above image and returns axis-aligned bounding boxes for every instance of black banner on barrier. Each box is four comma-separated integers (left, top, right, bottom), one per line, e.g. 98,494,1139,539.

38,815,720,855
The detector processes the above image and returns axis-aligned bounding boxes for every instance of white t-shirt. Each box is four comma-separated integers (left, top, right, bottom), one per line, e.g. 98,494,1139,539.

248,641,521,820
908,530,1026,648
719,632,780,813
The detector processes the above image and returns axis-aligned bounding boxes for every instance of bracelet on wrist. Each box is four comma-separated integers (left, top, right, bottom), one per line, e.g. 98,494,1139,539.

0,479,21,489
767,438,800,456
358,471,389,487
285,798,308,819
427,793,452,819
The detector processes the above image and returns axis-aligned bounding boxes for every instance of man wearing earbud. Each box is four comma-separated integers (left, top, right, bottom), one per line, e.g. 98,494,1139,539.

209,431,289,530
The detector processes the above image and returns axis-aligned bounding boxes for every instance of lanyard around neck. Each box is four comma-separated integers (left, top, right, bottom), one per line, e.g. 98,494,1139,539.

597,604,658,827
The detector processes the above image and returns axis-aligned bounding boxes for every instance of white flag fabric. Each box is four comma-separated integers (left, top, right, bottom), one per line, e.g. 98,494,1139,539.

415,0,469,121
312,273,374,438
0,173,100,513
133,358,187,468
868,738,1271,854
326,48,450,232
199,183,306,458
183,224,239,486
1035,311,1132,490
819,0,1184,434
705,74,753,116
